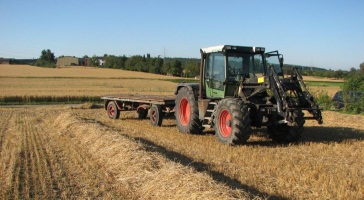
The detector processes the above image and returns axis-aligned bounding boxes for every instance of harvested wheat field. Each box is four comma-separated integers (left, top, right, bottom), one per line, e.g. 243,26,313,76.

0,106,251,199
0,64,363,199
0,65,180,98
1,105,363,199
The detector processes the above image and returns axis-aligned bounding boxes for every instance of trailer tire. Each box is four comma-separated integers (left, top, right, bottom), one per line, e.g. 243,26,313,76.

175,87,202,134
150,104,163,126
214,98,251,145
267,110,305,143
107,101,120,119
136,108,148,119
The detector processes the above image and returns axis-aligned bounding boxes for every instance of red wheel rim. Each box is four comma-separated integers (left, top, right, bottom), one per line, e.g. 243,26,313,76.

219,109,232,137
108,105,115,117
179,98,190,126
151,109,157,122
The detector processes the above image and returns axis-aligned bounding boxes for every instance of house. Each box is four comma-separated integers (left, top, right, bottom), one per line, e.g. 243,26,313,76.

80,57,105,66
98,58,105,66
57,56,80,66
0,58,10,64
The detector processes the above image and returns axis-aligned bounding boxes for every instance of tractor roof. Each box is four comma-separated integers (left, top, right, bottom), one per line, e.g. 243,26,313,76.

201,45,265,54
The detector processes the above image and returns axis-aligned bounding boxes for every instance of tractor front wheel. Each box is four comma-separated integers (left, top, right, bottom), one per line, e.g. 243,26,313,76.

267,110,305,143
214,99,251,145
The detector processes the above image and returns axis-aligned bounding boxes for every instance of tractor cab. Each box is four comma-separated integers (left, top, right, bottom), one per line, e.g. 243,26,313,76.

200,45,267,99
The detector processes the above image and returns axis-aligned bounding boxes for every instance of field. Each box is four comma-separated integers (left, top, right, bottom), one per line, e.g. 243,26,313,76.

0,65,363,199
0,65,179,99
0,65,342,100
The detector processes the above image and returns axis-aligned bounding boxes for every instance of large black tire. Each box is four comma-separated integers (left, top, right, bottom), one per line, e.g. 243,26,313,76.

267,110,305,143
214,98,251,145
107,101,120,119
150,104,163,126
175,87,203,134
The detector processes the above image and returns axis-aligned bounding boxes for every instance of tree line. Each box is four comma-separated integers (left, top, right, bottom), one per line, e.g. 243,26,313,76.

34,49,363,79
283,64,364,79
83,54,200,77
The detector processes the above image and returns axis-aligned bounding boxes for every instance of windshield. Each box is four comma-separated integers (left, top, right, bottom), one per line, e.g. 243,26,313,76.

227,53,264,80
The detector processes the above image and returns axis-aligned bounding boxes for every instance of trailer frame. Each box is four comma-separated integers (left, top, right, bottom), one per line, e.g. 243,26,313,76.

101,94,176,126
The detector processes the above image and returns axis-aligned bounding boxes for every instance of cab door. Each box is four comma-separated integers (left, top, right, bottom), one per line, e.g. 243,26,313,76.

204,52,226,98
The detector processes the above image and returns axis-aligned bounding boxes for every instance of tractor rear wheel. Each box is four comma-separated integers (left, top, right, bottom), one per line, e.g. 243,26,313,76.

267,110,305,143
214,99,251,145
175,87,202,134
107,101,120,119
150,104,163,126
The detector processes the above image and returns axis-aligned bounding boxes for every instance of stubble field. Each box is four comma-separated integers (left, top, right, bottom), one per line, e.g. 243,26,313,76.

0,65,363,199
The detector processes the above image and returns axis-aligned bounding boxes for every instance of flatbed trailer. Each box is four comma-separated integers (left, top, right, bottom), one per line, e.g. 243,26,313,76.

101,94,176,126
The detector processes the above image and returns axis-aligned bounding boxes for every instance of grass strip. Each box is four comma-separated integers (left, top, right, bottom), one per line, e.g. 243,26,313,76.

305,81,343,87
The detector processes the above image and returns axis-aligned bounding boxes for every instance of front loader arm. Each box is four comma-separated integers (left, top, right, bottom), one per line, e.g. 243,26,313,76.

291,67,323,124
268,66,288,119
268,65,323,124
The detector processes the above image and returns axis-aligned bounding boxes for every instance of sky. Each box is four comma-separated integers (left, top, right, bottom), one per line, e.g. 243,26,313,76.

0,0,363,70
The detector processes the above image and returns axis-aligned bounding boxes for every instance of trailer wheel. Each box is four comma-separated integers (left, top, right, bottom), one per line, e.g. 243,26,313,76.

214,99,251,145
136,107,148,119
150,104,163,126
267,110,305,143
107,101,120,119
175,87,202,134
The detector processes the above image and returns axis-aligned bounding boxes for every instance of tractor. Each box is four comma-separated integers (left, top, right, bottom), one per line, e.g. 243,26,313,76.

174,45,323,145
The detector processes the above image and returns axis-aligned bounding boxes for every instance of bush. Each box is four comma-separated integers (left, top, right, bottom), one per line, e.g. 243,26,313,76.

343,96,364,114
342,75,364,114
35,60,56,68
311,89,333,110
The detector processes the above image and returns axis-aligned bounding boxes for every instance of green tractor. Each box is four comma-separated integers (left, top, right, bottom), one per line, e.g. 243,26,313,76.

175,45,323,145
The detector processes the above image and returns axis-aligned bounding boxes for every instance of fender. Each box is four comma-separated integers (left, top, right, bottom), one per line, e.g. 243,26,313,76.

174,83,200,97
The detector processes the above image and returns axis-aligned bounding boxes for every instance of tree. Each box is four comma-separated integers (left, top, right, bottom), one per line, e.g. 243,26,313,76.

148,56,163,74
360,62,364,71
169,60,182,76
35,49,56,67
125,55,144,71
183,60,200,77
90,55,100,66
342,75,364,113
162,61,171,75
104,55,127,69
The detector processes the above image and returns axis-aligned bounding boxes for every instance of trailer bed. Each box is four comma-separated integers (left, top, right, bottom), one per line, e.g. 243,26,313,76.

101,94,177,126
101,94,176,105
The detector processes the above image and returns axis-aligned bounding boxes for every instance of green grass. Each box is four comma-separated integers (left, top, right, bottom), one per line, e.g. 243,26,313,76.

305,81,343,87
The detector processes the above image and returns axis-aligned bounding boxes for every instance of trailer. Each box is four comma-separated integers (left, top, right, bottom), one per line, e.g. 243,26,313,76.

101,94,176,126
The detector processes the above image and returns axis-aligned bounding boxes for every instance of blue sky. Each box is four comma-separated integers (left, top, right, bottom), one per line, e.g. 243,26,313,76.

0,0,363,70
